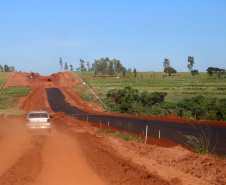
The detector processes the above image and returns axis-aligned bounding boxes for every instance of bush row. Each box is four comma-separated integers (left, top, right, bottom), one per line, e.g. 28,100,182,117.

105,86,226,121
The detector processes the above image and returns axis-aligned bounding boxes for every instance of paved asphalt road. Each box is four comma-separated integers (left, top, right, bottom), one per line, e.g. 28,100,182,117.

46,88,226,156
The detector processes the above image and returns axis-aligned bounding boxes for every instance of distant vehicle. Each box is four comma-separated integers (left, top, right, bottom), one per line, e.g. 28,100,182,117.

26,111,51,133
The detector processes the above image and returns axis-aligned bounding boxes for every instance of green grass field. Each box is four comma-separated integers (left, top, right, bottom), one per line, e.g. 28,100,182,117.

0,73,31,115
0,72,11,88
74,71,226,103
0,86,31,115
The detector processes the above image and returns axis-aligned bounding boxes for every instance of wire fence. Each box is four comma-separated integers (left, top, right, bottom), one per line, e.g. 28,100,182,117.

0,72,13,89
71,71,108,110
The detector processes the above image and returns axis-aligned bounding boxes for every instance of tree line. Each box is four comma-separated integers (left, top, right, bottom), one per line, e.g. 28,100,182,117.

60,57,138,77
59,56,225,78
0,64,15,72
76,57,127,76
59,57,74,72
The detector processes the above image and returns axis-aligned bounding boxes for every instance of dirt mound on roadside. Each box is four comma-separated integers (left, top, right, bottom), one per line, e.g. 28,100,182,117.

3,71,78,89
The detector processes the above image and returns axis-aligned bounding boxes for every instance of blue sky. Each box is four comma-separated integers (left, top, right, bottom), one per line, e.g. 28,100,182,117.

0,0,225,76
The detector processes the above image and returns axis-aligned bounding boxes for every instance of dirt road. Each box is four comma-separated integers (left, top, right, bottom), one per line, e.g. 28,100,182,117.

0,72,226,185
0,117,106,185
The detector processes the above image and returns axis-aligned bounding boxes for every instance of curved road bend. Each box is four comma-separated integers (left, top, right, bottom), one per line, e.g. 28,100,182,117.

46,88,226,156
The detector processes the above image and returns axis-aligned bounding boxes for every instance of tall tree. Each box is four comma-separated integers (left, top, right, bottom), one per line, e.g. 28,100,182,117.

100,57,109,76
92,61,97,75
4,65,9,72
108,60,115,76
87,62,91,71
163,58,170,68
113,59,123,76
64,62,68,71
79,59,86,71
0,65,3,72
70,64,73,71
59,57,63,71
122,67,127,77
187,56,194,78
163,58,171,76
133,68,137,78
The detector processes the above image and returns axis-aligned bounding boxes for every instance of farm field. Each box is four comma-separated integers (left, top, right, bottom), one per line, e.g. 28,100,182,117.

74,71,226,103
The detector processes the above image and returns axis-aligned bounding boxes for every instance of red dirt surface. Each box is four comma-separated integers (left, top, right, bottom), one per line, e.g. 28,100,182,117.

0,72,226,185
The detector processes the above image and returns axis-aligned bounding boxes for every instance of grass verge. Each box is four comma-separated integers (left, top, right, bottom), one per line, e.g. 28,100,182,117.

185,124,218,155
97,128,143,142
111,131,144,142
0,86,31,115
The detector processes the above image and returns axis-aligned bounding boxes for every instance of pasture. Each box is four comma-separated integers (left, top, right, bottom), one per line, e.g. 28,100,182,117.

74,71,226,103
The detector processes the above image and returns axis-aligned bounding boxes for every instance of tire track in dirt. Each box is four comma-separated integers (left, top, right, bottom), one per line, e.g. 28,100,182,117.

0,135,46,185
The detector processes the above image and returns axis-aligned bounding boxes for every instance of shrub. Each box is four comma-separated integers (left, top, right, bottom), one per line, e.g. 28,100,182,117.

111,131,143,142
185,124,218,155
81,89,94,101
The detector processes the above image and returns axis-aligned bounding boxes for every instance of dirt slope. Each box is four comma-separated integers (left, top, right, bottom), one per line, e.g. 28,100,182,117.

0,72,226,185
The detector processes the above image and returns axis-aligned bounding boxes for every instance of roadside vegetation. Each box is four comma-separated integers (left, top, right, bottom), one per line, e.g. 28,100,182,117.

97,129,144,142
0,85,31,115
184,124,217,155
74,71,226,121
73,82,94,101
0,72,10,87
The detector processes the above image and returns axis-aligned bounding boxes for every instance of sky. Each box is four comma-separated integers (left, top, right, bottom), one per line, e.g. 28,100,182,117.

0,0,226,76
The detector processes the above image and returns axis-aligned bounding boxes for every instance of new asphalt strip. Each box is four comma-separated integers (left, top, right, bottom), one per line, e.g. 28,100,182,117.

46,88,226,155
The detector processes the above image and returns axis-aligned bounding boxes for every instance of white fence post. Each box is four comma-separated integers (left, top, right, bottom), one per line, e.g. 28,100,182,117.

145,126,148,144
